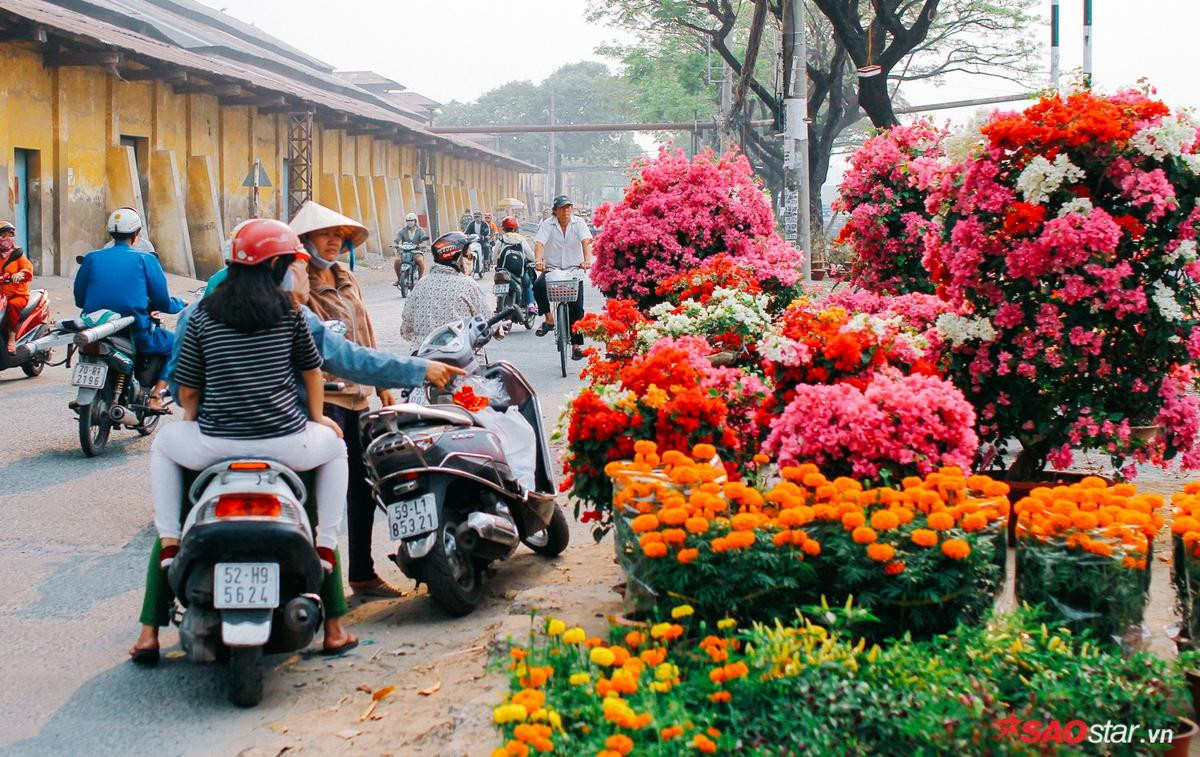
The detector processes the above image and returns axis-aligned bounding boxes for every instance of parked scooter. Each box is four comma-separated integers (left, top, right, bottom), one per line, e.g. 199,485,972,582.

359,307,569,616
167,458,325,707
492,244,536,330
0,273,52,377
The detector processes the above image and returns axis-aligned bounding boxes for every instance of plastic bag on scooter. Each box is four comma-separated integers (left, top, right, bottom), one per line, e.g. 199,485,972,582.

474,406,537,492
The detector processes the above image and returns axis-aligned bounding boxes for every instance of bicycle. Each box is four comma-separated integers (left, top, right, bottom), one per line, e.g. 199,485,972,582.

544,267,583,378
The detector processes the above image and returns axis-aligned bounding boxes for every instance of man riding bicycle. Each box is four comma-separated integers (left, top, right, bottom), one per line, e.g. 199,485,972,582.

533,195,592,361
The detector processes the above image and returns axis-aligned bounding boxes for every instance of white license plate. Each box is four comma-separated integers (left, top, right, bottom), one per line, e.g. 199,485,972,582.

493,284,510,295
214,562,280,609
71,362,108,388
388,493,439,540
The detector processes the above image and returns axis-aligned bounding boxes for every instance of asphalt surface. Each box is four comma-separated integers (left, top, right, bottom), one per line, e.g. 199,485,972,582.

0,264,596,756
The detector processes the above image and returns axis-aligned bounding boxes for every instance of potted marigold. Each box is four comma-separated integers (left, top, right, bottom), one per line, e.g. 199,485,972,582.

1013,476,1165,644
833,120,949,294
927,87,1200,480
590,148,803,311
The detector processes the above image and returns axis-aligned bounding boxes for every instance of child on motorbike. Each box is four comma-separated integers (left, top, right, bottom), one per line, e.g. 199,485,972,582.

130,220,352,663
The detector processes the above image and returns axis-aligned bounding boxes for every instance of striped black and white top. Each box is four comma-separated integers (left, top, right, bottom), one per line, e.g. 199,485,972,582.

174,306,322,439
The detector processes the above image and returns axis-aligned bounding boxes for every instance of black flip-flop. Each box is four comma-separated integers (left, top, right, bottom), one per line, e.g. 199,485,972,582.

320,637,359,657
535,323,554,337
130,647,160,666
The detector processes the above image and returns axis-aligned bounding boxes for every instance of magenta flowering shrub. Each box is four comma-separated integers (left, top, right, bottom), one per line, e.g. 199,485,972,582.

591,148,803,309
833,121,949,294
763,370,978,482
926,88,1200,478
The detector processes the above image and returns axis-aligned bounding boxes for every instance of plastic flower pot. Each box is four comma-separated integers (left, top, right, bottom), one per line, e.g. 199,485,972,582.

810,267,827,281
1187,670,1200,720
1166,717,1199,757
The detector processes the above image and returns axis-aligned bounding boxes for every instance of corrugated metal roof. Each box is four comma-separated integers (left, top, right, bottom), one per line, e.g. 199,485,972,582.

0,0,538,171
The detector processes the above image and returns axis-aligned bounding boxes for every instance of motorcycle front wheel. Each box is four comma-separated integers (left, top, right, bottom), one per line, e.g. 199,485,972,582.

422,517,483,617
400,269,413,298
78,380,114,457
228,645,264,707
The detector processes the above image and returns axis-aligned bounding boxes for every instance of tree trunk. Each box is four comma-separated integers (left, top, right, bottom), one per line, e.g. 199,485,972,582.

1006,439,1050,481
857,73,899,128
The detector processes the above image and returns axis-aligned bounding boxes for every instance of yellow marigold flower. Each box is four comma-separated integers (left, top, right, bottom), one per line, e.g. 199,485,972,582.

589,647,617,667
641,384,668,409
568,672,591,686
493,703,529,724
546,618,566,636
561,627,586,645
717,618,737,630
671,604,695,619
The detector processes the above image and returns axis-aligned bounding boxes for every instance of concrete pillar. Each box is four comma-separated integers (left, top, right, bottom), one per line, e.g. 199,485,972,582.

185,154,225,280
149,149,194,276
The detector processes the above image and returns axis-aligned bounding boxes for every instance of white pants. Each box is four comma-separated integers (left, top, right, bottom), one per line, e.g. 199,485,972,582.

150,421,348,549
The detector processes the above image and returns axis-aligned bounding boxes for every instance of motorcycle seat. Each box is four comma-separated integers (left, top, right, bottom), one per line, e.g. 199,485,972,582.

18,290,45,320
382,402,476,428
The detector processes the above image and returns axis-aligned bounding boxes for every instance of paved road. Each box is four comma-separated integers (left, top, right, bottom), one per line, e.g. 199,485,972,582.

0,266,597,756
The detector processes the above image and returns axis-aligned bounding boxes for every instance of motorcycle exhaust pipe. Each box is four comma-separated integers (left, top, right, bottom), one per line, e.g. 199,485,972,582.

458,512,520,561
72,316,136,347
108,405,143,427
283,595,322,633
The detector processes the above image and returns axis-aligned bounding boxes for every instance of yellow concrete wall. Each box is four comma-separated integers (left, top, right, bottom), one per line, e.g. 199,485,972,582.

0,41,529,276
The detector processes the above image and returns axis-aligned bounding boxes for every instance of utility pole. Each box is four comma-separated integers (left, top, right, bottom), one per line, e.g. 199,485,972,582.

547,92,556,204
784,0,811,279
1050,0,1060,90
1082,0,1093,88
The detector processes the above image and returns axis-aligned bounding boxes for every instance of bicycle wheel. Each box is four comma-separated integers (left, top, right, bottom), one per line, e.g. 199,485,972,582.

556,302,569,377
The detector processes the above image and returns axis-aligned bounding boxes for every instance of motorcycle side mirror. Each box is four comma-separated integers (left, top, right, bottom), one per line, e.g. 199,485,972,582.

323,319,349,337
75,255,84,265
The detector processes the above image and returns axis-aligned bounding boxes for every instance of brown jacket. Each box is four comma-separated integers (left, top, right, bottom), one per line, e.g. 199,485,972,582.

290,259,378,411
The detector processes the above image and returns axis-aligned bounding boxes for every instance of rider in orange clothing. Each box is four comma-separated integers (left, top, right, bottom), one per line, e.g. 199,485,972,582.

0,221,33,354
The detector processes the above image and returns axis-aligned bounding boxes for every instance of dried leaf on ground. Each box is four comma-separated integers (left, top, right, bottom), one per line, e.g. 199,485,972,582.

356,683,372,693
372,685,396,701
165,650,187,660
417,681,441,696
275,655,301,670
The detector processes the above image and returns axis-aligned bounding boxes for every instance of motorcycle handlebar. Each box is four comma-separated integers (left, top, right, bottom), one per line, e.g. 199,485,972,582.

488,307,519,327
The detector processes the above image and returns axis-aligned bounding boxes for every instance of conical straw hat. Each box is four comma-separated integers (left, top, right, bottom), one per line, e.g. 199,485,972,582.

289,200,369,248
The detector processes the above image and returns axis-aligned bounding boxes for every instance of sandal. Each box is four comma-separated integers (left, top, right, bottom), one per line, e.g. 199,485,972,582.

350,578,407,599
535,322,555,337
129,645,160,667
321,633,360,656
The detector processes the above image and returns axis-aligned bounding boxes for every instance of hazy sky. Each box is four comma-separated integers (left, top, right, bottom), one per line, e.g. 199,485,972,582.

204,0,1200,113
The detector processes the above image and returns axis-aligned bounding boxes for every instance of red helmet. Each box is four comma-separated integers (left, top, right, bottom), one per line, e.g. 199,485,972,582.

230,219,308,265
501,216,519,232
431,232,472,266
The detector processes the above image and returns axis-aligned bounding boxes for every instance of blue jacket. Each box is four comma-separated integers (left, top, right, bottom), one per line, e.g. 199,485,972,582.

73,242,185,355
163,302,430,401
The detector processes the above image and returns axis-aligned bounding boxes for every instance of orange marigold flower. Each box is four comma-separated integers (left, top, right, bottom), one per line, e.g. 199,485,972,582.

677,547,700,564
752,453,771,465
639,532,665,548
1071,511,1099,530
731,512,760,531
510,647,528,661
802,538,822,556
852,526,878,544
692,443,717,460
660,507,689,526
661,725,684,740
709,690,732,703
941,538,971,560
870,510,900,531
884,560,906,575
1173,516,1200,535
802,472,827,488
773,530,793,547
927,511,955,531
605,734,634,755
633,440,658,455
866,543,895,562
725,530,757,549
662,528,688,545
642,541,668,558
512,688,546,711
625,631,645,648
961,512,988,532
842,511,866,530
911,528,938,547
631,514,660,533
693,733,718,753
685,516,710,533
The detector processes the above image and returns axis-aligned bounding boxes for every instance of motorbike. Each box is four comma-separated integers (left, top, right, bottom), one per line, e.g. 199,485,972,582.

167,457,325,707
492,244,536,330
359,307,569,616
392,242,421,298
0,272,52,377
47,309,169,456
472,235,494,279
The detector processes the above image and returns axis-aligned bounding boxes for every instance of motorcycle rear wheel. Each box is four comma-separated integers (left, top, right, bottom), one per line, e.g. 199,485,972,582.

229,646,264,707
522,507,570,557
422,518,483,617
78,381,114,457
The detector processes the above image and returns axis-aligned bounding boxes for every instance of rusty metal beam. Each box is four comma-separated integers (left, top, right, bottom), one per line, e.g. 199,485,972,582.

46,50,122,67
120,66,186,82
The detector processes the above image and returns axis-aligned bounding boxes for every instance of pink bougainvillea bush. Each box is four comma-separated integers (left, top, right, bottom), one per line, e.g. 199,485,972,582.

833,121,949,294
763,369,978,482
591,148,803,310
925,88,1200,478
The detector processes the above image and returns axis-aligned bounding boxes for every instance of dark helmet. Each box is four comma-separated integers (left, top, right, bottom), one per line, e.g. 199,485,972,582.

431,231,472,266
501,216,519,232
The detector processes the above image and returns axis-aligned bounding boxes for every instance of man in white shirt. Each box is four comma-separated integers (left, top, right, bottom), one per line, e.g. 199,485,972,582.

533,195,592,361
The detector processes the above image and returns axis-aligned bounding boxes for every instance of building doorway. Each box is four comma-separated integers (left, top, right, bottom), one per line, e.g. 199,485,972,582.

119,135,149,225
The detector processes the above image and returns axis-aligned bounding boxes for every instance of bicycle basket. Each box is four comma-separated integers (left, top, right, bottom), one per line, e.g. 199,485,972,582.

546,278,580,304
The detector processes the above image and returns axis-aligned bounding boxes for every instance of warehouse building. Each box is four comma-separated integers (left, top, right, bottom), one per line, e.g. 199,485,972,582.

0,0,536,278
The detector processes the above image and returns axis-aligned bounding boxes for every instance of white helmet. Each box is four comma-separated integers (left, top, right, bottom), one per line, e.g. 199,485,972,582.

107,207,142,235
405,213,418,223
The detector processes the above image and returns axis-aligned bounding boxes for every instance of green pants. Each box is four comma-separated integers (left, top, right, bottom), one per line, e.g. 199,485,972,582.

138,492,349,626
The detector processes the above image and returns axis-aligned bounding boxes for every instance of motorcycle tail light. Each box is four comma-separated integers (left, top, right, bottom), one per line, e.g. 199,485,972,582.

215,493,281,518
228,461,270,471
399,472,419,481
